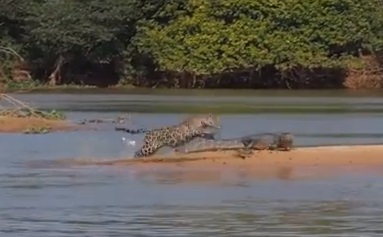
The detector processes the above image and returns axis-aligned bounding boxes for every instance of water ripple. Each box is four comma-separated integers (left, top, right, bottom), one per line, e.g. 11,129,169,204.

2,111,383,236
1,201,383,236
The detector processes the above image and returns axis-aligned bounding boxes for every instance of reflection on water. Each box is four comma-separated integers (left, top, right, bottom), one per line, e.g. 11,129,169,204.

2,93,383,236
3,202,383,236
1,164,383,236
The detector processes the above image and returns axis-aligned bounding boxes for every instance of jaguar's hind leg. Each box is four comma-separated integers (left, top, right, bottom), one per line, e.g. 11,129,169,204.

133,143,161,158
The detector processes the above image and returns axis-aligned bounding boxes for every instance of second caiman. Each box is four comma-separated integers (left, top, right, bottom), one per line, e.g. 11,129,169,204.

180,132,294,154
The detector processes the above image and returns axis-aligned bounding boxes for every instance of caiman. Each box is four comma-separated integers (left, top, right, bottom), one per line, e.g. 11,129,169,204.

180,132,293,157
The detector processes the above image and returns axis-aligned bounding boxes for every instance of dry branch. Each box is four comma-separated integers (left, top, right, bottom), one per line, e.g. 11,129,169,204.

0,93,52,119
0,46,25,62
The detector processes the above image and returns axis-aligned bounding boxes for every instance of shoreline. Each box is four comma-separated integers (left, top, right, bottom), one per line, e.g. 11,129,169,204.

7,87,383,98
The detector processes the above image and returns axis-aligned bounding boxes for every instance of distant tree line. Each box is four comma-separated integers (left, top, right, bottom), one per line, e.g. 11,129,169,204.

1,0,383,89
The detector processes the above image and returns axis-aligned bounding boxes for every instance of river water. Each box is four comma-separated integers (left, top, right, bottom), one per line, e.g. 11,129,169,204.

1,93,383,236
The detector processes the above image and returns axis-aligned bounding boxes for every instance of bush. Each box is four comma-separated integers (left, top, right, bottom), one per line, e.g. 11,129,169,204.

134,0,383,87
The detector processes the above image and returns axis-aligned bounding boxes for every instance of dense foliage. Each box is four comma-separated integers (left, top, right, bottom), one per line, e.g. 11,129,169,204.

1,0,383,89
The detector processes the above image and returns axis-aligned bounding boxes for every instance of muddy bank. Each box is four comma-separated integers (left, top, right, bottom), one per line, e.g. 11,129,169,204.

0,116,84,133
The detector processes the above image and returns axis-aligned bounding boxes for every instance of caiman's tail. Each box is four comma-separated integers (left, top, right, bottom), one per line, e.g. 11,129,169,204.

115,127,148,134
183,140,245,153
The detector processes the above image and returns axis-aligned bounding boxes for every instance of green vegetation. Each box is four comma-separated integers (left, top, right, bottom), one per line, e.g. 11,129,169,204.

1,0,383,89
23,126,51,134
0,108,66,120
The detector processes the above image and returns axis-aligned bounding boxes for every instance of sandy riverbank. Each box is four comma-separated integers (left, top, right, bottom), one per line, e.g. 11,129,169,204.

0,116,84,133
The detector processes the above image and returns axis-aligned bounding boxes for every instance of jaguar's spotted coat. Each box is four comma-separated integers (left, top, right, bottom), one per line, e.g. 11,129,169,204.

133,113,220,158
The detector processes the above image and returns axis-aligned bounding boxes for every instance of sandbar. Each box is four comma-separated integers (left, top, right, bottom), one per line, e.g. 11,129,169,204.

0,116,83,133
26,145,383,181
48,144,383,168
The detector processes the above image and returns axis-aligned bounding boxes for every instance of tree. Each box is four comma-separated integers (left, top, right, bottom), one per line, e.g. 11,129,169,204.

23,0,141,85
134,0,383,87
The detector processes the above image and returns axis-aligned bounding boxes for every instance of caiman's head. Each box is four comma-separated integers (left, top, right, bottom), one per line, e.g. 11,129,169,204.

277,133,294,150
